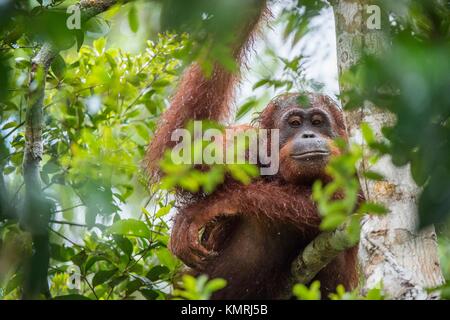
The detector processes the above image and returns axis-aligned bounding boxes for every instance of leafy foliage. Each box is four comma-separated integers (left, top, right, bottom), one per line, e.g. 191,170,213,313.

159,120,260,193
293,280,321,300
329,285,384,300
173,275,227,300
313,132,387,241
293,280,384,300
0,2,188,296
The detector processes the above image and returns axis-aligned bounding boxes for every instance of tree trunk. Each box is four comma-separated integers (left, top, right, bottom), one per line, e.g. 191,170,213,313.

331,0,444,299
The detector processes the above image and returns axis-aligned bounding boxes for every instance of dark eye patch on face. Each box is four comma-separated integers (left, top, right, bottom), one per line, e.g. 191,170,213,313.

280,108,306,127
311,113,324,126
288,115,302,127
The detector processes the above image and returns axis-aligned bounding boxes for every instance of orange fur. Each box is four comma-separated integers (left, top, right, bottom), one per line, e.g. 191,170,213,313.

145,1,268,181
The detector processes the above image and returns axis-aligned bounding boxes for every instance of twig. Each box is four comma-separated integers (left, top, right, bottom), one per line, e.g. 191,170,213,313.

53,203,85,213
48,227,83,248
82,275,99,300
49,220,88,228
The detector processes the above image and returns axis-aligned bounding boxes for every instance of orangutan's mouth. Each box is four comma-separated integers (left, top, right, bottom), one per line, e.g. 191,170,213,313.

291,150,330,160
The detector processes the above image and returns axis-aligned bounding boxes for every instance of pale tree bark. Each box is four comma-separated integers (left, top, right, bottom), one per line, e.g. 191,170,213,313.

331,0,444,299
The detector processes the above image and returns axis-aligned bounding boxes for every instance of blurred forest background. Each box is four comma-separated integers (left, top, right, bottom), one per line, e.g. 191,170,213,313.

0,0,449,300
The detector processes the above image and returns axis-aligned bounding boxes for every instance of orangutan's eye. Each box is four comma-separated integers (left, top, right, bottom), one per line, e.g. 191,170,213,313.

311,114,323,126
288,116,302,127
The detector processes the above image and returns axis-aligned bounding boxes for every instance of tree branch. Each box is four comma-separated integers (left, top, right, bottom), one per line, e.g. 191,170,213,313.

290,221,357,285
49,219,88,228
79,0,131,20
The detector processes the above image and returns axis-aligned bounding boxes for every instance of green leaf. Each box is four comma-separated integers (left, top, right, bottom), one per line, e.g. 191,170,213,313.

236,99,257,121
92,268,118,287
204,278,227,293
152,79,171,88
346,215,362,244
85,17,110,39
155,248,178,270
109,275,128,287
50,244,75,262
140,289,159,300
363,171,384,181
155,205,171,218
364,287,384,300
293,281,321,300
75,30,84,51
2,121,17,130
252,79,269,90
358,202,388,215
107,219,151,238
410,154,428,186
3,166,14,175
113,235,133,257
72,251,88,269
15,57,30,69
361,122,375,144
43,161,60,174
93,38,106,55
128,5,139,33
51,54,66,79
320,213,347,231
85,256,109,272
146,265,170,281
125,279,143,296
134,123,150,141
5,274,22,295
